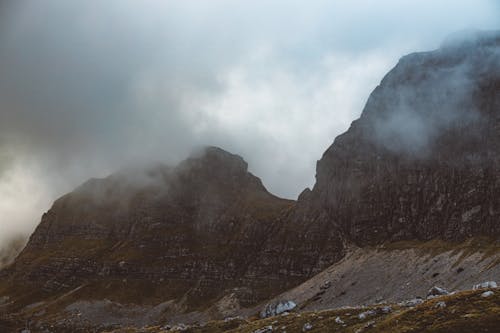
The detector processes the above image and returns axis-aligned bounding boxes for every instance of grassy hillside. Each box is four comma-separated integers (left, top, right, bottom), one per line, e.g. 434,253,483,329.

105,288,499,333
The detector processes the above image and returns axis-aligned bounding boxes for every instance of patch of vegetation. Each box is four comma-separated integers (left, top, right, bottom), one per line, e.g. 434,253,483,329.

102,288,500,333
374,289,500,333
378,237,500,265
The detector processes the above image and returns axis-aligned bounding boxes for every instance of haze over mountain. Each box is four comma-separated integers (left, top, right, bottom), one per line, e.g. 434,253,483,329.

1,30,499,332
1,1,499,258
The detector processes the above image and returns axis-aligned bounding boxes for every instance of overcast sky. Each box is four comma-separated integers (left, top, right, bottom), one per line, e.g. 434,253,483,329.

0,0,499,247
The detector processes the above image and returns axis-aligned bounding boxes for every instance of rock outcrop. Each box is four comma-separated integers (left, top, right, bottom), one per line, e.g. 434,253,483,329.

474,281,498,290
260,241,500,313
1,147,295,317
260,300,296,318
1,31,500,331
240,31,500,291
291,30,500,249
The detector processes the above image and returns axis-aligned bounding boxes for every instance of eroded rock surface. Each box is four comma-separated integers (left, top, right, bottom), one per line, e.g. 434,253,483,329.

1,147,295,319
1,31,500,331
294,30,500,248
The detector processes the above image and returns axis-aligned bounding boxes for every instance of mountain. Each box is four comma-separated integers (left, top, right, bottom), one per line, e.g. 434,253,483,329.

244,30,500,296
0,147,300,327
1,31,500,332
296,29,500,244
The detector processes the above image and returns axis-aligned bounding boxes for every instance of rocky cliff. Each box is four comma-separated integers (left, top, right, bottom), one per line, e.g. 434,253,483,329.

291,30,500,248
1,147,297,318
1,31,500,331
242,31,500,291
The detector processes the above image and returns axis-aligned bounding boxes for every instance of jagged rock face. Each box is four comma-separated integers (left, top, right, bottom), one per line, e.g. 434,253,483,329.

300,31,500,245
2,147,294,310
2,31,500,330
250,32,500,284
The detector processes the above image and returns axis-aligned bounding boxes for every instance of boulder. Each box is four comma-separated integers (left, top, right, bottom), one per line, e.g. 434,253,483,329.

253,326,273,333
427,286,449,298
260,300,297,318
399,298,424,307
473,281,497,290
380,306,392,314
481,291,494,298
358,310,376,319
434,301,446,309
302,323,313,331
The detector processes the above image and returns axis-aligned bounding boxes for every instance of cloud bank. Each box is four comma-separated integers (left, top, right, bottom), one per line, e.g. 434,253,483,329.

0,0,499,254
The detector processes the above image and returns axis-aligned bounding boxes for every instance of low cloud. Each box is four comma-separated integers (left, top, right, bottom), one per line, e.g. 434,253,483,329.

0,0,498,255
371,37,499,155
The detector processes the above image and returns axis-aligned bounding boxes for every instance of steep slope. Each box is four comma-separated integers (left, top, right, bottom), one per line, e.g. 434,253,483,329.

1,31,500,332
228,288,500,333
282,30,500,254
104,287,500,333
264,239,499,312
0,147,296,327
247,29,500,321
226,32,500,303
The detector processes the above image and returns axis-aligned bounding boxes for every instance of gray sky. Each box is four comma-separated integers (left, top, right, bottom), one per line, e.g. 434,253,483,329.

0,0,499,248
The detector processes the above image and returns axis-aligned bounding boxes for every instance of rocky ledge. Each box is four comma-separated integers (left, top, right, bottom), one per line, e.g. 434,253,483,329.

1,31,500,331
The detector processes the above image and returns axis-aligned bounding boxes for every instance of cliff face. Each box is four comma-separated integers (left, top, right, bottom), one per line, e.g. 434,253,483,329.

247,32,500,286
1,31,500,330
293,31,500,247
2,147,296,312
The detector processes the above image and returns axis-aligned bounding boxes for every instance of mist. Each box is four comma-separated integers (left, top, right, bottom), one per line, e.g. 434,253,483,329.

0,0,499,263
370,38,499,155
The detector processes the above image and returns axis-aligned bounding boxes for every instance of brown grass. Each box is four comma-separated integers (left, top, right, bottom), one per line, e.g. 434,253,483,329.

102,288,500,333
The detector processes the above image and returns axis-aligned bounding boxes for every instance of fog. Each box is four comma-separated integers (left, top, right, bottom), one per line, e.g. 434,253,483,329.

371,40,498,155
0,0,499,260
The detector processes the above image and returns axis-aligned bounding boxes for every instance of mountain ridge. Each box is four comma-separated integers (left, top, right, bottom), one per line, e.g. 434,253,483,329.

1,30,499,332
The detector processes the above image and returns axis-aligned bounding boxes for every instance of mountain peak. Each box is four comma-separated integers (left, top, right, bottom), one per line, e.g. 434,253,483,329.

1,33,499,332
441,29,500,49
179,145,249,176
310,31,500,246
